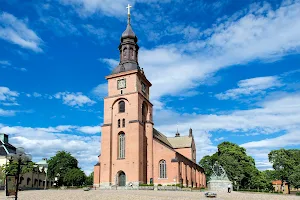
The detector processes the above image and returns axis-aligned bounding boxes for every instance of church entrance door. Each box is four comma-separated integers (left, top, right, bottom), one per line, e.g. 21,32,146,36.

118,171,126,186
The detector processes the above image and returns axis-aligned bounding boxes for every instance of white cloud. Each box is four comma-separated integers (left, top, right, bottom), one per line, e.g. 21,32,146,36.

0,86,19,105
59,0,133,17
153,92,300,169
83,24,107,39
0,12,43,52
0,60,27,72
98,58,118,71
242,129,300,149
0,60,11,66
214,137,225,142
91,83,107,99
54,92,96,107
40,16,80,37
78,126,100,134
33,92,42,98
123,0,300,103
0,108,16,116
216,76,283,100
0,125,100,174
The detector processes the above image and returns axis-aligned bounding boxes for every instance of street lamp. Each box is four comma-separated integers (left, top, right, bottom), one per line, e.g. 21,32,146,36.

6,147,32,200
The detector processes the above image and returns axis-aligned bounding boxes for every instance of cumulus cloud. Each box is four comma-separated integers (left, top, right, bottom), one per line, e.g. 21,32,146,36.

216,76,283,100
0,12,43,52
0,108,16,116
127,0,300,102
0,86,19,105
54,92,96,107
59,0,133,17
78,126,100,134
153,92,300,169
98,58,119,71
0,125,101,174
91,83,107,99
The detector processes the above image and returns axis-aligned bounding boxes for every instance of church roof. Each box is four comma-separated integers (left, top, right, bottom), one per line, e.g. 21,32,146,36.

111,62,140,75
153,128,192,149
153,128,173,148
167,136,192,148
122,23,137,41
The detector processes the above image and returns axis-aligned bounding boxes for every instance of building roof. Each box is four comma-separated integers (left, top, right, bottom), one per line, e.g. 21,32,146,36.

0,139,16,156
272,180,288,185
111,62,140,75
167,136,192,148
153,128,193,149
122,23,137,41
153,128,173,148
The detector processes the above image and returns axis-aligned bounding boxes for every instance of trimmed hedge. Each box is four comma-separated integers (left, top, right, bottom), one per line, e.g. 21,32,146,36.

139,183,154,186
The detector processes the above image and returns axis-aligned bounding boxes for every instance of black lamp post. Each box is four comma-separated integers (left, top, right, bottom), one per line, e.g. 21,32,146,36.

6,147,32,200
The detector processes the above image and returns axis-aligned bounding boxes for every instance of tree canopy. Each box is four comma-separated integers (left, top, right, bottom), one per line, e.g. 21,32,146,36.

1,160,34,176
85,172,94,185
47,151,86,186
268,149,300,193
199,142,264,190
63,168,86,186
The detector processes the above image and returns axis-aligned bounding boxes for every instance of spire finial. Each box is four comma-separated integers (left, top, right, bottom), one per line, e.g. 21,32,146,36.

126,4,132,24
175,122,180,137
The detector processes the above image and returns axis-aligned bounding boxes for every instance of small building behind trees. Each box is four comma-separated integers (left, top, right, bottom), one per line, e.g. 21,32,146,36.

0,133,53,189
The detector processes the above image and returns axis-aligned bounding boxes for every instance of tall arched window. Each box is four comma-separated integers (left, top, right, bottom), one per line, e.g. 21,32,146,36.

118,119,120,128
118,132,125,159
122,119,125,127
119,101,125,113
159,160,167,178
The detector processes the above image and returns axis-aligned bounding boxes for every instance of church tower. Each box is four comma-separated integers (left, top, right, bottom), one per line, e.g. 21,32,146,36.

98,8,154,187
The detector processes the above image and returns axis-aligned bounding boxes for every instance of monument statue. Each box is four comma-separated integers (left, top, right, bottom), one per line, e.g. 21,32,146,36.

207,161,232,191
209,161,229,181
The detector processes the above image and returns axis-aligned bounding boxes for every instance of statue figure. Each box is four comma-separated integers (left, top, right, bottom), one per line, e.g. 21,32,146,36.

209,161,229,181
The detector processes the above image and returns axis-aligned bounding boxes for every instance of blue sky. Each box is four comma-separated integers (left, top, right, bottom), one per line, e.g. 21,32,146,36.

1,0,300,175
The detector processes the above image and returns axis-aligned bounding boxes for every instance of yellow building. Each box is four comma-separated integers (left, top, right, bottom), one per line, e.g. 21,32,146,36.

0,133,53,189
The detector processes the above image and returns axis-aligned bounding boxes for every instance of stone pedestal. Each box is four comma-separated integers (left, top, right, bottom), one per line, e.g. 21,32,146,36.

207,180,232,192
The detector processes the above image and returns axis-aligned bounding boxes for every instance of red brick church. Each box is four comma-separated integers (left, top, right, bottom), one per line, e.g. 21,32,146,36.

93,8,206,188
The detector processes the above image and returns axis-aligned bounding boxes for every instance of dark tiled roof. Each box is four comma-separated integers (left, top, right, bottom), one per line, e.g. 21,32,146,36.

0,140,16,156
0,146,7,156
111,62,139,75
121,24,137,41
153,128,173,148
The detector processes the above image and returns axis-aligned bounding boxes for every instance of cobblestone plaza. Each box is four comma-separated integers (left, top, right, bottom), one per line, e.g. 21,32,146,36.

2,190,299,200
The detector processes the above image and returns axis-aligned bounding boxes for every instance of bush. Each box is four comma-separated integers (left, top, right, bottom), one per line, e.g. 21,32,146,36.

139,183,154,186
296,192,300,196
157,184,162,186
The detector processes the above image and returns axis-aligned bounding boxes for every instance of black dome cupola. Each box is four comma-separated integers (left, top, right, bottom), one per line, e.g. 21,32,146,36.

111,4,140,74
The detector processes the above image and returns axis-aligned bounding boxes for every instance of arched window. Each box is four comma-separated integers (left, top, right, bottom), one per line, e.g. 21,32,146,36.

122,119,125,127
159,160,167,178
119,101,125,113
27,178,31,186
118,119,120,128
123,47,127,59
118,132,125,159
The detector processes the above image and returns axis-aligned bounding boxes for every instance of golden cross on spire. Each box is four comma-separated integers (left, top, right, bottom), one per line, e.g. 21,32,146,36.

126,4,132,15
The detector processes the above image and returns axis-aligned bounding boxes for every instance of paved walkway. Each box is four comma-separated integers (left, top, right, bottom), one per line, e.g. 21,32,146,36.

1,190,299,200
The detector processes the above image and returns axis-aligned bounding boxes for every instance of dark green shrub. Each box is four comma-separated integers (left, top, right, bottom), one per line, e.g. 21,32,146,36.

157,184,162,186
296,192,300,196
139,183,154,186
